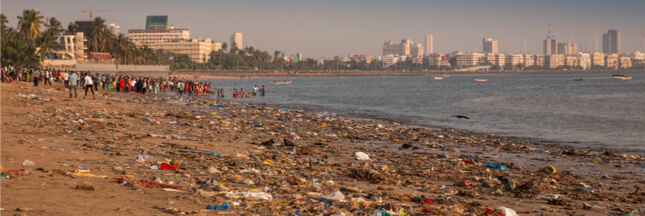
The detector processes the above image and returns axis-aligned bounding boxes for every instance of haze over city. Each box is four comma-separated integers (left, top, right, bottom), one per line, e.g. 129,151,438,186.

2,0,644,57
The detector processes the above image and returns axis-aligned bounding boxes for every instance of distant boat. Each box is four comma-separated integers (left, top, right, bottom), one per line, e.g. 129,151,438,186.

573,78,583,81
434,77,444,80
271,80,292,85
621,77,632,80
613,74,625,79
475,79,488,82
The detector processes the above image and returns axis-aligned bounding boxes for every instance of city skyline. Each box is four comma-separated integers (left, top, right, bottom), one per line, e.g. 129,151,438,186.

2,0,644,57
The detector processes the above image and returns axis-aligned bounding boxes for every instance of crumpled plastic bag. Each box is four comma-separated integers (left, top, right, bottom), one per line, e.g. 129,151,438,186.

355,152,371,160
495,206,518,216
225,191,273,201
320,191,345,201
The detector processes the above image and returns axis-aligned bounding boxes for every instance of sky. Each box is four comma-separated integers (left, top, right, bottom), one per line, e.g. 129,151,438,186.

3,0,645,58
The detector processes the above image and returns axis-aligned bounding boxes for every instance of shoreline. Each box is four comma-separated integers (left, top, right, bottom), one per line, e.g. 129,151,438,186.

3,81,645,215
170,69,645,81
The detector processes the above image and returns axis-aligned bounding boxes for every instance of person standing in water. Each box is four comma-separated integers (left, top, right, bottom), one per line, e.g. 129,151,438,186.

261,85,265,96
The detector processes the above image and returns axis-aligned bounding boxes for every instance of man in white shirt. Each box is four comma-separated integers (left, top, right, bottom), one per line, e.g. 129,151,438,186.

62,71,69,87
83,73,96,100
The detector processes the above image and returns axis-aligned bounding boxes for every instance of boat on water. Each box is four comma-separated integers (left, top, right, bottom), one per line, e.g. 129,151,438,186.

434,77,443,80
621,77,632,80
613,74,626,79
475,79,488,82
271,80,292,85
573,78,583,81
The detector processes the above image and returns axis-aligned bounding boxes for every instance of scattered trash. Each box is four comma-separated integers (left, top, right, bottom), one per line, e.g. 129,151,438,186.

485,163,509,171
76,184,95,191
21,160,35,166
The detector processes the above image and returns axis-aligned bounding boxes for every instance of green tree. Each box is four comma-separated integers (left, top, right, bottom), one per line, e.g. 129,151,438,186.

36,31,61,60
45,17,64,36
221,42,228,53
17,9,45,46
87,17,111,52
67,22,78,34
1,14,8,34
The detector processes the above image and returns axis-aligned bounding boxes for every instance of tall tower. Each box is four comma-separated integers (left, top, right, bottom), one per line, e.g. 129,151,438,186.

602,29,620,54
543,23,557,55
230,32,243,50
425,35,433,55
482,38,498,54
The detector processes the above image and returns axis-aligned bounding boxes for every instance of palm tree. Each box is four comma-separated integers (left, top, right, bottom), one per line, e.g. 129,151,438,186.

221,42,228,53
88,17,110,52
17,9,45,46
112,33,132,64
1,13,8,34
67,22,78,34
36,31,61,60
46,17,64,36
140,45,154,64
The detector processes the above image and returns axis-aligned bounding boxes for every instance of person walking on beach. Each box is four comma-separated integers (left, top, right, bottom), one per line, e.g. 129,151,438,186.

62,71,69,88
32,68,40,86
69,71,79,98
83,73,96,100
43,69,52,85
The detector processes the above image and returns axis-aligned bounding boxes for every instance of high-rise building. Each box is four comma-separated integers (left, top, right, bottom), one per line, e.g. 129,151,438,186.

129,15,189,45
230,33,243,50
108,23,120,36
146,15,169,30
74,21,93,38
383,39,423,57
425,35,433,55
544,38,557,55
603,29,620,54
557,42,577,55
482,38,498,54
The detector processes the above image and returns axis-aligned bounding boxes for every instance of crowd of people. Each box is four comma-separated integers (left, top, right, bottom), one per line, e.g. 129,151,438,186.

1,65,268,100
2,65,223,98
232,85,265,98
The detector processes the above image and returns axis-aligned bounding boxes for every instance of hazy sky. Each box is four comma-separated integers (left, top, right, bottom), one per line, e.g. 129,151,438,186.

3,0,645,58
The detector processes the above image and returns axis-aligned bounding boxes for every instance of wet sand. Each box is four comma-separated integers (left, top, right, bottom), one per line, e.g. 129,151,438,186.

2,81,644,215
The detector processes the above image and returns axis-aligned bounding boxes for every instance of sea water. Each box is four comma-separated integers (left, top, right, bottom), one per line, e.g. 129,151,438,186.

208,73,645,151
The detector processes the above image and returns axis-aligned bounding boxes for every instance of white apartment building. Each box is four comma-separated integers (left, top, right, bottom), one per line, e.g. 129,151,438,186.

546,54,564,69
523,54,535,67
382,55,407,67
456,52,484,67
571,53,590,69
55,32,85,60
382,39,423,57
505,54,523,66
230,33,243,50
128,28,190,45
631,52,645,65
495,54,506,67
108,23,120,36
590,52,605,68
605,54,619,69
146,38,215,63
619,55,632,69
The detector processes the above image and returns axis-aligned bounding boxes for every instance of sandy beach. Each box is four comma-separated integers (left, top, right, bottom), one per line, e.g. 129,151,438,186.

2,81,644,216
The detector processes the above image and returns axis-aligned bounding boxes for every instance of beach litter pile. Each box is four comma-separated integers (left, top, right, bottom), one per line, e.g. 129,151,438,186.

2,84,645,215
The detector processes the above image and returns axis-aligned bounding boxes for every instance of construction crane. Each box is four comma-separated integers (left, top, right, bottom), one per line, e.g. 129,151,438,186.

81,7,116,20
